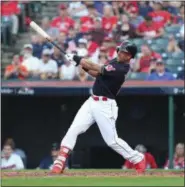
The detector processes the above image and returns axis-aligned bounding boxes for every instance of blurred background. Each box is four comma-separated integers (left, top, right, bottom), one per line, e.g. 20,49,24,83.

1,1,184,171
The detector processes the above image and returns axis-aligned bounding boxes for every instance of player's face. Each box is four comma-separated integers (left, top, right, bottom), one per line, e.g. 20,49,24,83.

175,145,184,157
117,51,131,62
156,63,165,73
3,145,13,158
51,150,59,160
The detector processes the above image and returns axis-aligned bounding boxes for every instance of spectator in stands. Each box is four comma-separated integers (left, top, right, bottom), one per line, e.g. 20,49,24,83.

164,143,184,169
38,143,61,170
1,1,20,41
90,18,105,46
22,44,41,78
59,59,76,80
138,1,153,17
175,5,184,25
68,1,89,19
149,2,171,27
51,46,65,68
132,44,162,73
39,49,58,80
98,54,109,65
162,2,179,16
102,37,117,61
167,35,181,53
66,28,79,53
147,60,175,81
51,4,74,34
129,7,144,29
122,144,157,169
2,138,27,168
79,4,99,33
113,14,136,42
57,32,68,50
76,38,88,57
41,17,59,40
102,4,118,34
4,55,28,80
1,141,24,170
136,16,164,39
75,66,88,82
31,35,52,59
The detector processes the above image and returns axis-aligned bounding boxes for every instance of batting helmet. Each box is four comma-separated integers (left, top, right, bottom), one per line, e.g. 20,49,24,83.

117,40,137,58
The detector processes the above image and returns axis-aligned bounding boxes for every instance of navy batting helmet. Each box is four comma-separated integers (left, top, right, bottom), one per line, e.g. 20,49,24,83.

117,40,137,58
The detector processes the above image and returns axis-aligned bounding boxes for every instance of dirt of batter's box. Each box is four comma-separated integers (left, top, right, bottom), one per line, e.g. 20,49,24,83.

1,170,184,178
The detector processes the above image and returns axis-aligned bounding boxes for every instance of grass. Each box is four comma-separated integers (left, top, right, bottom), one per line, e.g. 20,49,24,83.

1,169,184,186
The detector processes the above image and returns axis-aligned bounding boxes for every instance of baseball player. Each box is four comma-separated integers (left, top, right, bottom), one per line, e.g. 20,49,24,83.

52,40,146,174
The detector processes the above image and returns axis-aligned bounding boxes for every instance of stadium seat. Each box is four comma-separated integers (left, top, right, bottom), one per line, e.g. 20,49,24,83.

165,25,181,34
150,44,164,53
127,72,148,80
155,38,169,51
132,38,146,47
166,59,183,66
172,52,184,60
166,64,183,73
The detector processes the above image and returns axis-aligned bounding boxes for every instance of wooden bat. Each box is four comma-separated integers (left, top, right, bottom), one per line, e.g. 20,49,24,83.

28,20,66,55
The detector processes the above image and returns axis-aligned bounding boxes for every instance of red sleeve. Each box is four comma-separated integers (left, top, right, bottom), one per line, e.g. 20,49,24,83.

147,153,158,169
50,17,59,27
137,23,144,33
153,52,162,59
123,160,134,169
69,18,75,28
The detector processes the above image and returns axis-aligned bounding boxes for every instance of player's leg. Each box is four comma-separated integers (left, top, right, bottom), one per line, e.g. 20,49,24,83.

92,99,145,172
52,97,95,173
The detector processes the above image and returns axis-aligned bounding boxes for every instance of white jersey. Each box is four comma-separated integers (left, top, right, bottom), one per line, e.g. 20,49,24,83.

22,56,41,72
39,59,58,74
1,153,24,170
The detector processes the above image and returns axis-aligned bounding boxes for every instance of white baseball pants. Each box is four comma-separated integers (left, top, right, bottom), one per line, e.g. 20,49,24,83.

61,96,144,164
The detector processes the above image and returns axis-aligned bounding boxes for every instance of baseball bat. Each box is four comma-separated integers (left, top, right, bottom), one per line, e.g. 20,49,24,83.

29,20,66,55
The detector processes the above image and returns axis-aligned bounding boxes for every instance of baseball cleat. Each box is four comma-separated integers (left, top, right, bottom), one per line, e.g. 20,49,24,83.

51,164,64,174
134,157,146,174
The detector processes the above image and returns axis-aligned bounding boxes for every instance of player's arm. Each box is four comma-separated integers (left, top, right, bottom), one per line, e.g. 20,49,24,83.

80,59,103,75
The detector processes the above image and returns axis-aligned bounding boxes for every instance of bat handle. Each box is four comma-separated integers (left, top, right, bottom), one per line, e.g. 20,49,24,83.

46,38,66,55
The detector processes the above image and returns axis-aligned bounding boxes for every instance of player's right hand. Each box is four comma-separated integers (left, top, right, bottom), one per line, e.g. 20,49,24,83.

65,53,75,61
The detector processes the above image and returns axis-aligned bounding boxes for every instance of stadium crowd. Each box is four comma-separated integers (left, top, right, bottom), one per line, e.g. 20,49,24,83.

2,1,185,81
1,138,184,170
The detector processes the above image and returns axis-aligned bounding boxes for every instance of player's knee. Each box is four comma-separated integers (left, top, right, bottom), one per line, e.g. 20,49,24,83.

105,139,117,148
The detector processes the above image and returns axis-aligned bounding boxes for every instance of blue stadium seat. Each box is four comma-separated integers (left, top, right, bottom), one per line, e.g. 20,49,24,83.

127,72,148,80
155,38,169,51
172,52,184,60
132,38,146,47
165,25,181,34
166,59,183,66
150,44,164,53
166,64,183,73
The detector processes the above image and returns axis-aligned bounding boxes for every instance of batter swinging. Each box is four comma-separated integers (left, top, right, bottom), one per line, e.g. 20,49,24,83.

52,40,146,174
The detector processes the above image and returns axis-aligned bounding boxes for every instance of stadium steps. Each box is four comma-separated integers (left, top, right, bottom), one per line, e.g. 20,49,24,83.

1,4,44,77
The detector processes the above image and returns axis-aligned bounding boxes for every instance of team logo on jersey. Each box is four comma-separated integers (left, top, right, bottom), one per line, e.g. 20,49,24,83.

105,65,115,72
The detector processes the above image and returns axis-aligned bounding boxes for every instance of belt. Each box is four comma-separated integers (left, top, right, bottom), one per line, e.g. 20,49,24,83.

92,95,108,101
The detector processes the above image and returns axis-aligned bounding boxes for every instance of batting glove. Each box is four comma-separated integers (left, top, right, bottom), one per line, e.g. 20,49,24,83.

65,53,82,66
65,53,76,65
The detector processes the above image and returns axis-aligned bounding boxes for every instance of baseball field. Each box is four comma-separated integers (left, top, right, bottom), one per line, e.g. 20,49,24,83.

1,169,184,186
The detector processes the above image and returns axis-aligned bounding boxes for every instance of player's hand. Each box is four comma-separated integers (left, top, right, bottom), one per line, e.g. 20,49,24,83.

65,53,74,61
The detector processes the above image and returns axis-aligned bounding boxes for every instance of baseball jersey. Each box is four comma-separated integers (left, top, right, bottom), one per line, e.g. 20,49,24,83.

1,153,24,170
93,58,130,99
